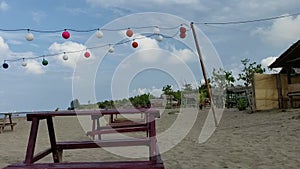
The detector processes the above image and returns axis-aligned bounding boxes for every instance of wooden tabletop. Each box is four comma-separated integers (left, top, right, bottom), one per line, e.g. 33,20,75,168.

26,109,160,121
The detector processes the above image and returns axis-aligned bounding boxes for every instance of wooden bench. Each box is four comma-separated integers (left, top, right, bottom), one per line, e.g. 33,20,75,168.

287,83,300,108
4,160,164,169
87,112,152,140
0,113,17,133
4,109,164,169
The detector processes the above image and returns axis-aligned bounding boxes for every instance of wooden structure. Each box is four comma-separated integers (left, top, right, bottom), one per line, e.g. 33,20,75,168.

269,40,300,108
225,86,252,109
0,113,17,133
4,109,164,169
87,111,148,140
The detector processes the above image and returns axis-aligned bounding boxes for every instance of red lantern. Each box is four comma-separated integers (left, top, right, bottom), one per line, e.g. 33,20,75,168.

62,30,70,39
84,51,90,58
180,26,187,33
126,29,133,37
132,41,138,48
180,33,186,39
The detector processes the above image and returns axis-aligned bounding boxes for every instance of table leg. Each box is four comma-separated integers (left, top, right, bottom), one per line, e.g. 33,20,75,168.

25,117,39,164
47,117,61,163
9,114,14,130
96,118,101,140
148,114,157,163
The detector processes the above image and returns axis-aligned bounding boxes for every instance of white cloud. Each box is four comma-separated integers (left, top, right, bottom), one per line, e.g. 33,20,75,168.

24,60,45,74
134,35,161,63
0,1,9,11
32,11,46,23
254,14,300,47
168,47,195,64
261,56,281,73
87,0,199,7
130,87,163,97
48,41,87,69
0,36,10,54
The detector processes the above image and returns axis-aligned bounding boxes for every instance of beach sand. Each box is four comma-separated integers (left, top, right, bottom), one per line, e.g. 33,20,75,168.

0,108,299,169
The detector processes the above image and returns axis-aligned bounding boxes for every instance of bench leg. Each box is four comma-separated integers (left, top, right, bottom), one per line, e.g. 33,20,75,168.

47,117,61,163
9,115,14,131
25,118,39,164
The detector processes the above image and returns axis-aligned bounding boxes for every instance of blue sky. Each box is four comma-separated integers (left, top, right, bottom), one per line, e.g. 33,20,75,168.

0,0,300,112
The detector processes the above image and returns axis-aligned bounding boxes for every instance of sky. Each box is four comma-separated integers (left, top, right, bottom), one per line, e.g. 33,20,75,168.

0,0,300,112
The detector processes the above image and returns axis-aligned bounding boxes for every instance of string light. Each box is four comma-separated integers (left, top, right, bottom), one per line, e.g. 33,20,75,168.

156,35,163,42
1,12,299,70
25,30,34,41
126,28,134,37
132,41,138,48
153,27,160,35
62,52,68,61
108,45,115,53
96,29,103,38
84,51,91,58
62,29,70,39
42,58,48,66
2,62,8,69
21,58,27,67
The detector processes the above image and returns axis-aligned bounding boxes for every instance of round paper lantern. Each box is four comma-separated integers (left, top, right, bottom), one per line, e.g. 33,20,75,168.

21,61,27,67
156,35,163,42
126,29,133,37
62,54,68,60
153,27,160,34
180,26,187,33
180,33,186,39
2,63,8,69
96,30,103,38
132,41,138,48
108,46,114,53
26,33,34,41
62,30,70,39
84,51,91,58
42,58,48,66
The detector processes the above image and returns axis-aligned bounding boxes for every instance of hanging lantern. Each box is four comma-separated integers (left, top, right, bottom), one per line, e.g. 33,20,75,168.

156,35,163,42
108,46,114,53
2,63,8,69
84,51,91,58
62,30,70,39
22,59,27,67
96,30,103,38
62,53,68,60
26,32,34,41
180,26,187,33
153,27,160,35
132,41,138,48
42,58,48,66
180,33,186,39
126,28,133,37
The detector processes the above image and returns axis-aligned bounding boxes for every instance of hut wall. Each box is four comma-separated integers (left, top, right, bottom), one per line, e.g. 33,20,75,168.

253,74,289,110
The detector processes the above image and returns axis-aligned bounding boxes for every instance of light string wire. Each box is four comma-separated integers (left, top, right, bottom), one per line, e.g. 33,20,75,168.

1,11,299,68
0,24,185,66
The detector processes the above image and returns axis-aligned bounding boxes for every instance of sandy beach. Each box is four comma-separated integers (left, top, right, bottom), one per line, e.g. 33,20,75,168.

0,108,299,169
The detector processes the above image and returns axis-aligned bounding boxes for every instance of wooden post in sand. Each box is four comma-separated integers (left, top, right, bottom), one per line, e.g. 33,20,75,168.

190,22,218,127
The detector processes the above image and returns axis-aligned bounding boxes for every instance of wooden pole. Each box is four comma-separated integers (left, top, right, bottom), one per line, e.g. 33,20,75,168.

190,22,218,127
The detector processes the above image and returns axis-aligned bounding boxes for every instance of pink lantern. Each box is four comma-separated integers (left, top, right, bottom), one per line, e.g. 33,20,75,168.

180,26,187,33
126,29,133,37
132,41,138,48
62,30,70,39
180,33,186,39
84,51,90,58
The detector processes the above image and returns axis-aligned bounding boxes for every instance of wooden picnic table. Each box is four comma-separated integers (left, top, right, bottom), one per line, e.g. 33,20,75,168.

0,112,17,133
4,109,164,169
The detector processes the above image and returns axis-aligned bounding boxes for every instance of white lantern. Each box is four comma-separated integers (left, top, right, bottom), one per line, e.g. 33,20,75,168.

26,33,34,41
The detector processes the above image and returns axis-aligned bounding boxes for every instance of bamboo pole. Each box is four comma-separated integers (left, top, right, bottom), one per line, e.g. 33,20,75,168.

190,22,218,127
